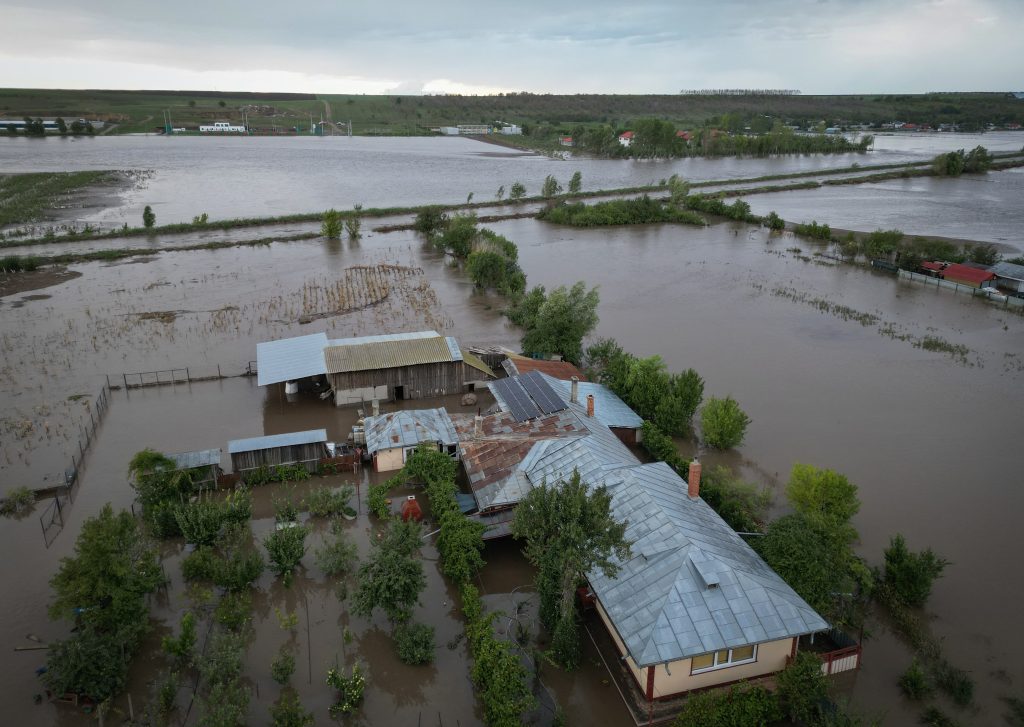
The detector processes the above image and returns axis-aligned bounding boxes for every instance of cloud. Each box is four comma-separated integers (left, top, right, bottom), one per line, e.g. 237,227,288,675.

0,0,1021,93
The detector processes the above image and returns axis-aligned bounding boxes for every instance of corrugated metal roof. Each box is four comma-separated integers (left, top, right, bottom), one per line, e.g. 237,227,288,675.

324,335,455,374
503,356,586,381
256,332,329,386
228,429,328,454
167,449,221,470
942,263,995,285
461,349,495,378
992,261,1024,281
327,330,440,347
364,408,458,453
539,373,643,430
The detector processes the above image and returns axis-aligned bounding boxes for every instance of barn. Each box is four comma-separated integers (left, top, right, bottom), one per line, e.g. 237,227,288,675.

165,449,223,490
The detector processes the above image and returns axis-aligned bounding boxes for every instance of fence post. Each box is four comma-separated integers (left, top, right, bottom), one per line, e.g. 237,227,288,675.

186,368,191,383
217,364,222,378
106,374,110,388
123,373,128,389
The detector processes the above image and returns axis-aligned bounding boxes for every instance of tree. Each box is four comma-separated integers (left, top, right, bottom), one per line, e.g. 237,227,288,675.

414,206,448,234
509,181,527,201
541,175,563,198
966,242,1000,266
269,690,313,727
700,396,750,449
567,170,582,195
512,470,631,668
776,651,828,724
56,117,67,135
321,208,341,239
700,465,770,533
394,621,436,665
218,100,227,108
143,205,156,228
435,213,478,258
882,534,949,607
345,203,362,240
785,463,860,537
756,514,839,615
263,525,309,587
353,520,426,624
519,281,600,364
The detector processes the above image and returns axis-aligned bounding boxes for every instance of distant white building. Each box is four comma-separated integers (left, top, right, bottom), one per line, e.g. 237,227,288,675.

500,125,522,135
440,126,460,135
457,124,490,135
199,121,247,133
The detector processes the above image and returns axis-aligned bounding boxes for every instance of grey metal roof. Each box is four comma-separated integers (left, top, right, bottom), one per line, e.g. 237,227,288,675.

364,408,458,454
992,261,1024,281
167,449,221,470
539,373,643,430
327,330,440,347
228,429,328,454
589,461,829,667
256,332,328,386
324,334,456,374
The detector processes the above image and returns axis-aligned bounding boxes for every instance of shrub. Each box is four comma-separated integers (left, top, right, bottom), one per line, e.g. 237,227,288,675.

700,396,751,449
394,622,436,665
143,205,156,228
673,683,781,727
214,590,253,631
541,174,563,197
0,256,44,274
314,521,358,577
182,546,221,581
161,612,196,669
794,220,833,240
509,181,527,201
413,206,448,234
321,208,341,239
326,663,365,717
700,465,770,533
271,647,296,685
264,525,309,587
1,485,35,515
367,481,391,519
883,534,949,607
191,212,209,225
934,661,973,706
921,706,961,727
764,210,785,230
776,651,827,724
269,690,314,727
899,659,932,700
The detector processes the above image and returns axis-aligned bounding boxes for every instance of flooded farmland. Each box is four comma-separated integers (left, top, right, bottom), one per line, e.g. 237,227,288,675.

2,135,1023,725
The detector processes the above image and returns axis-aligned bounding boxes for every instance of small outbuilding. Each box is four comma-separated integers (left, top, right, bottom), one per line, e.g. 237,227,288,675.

501,354,586,381
228,429,329,479
991,261,1024,294
941,263,996,289
364,407,459,472
166,449,223,490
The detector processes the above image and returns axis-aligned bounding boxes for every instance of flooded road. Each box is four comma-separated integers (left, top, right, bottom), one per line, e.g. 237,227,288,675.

2,132,1021,227
2,136,1023,724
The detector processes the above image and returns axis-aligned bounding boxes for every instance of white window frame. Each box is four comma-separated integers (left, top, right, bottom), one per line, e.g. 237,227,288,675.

690,644,758,674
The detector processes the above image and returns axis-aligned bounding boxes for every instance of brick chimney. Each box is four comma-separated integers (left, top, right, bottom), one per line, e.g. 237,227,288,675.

687,459,702,499
570,376,579,404
586,393,595,418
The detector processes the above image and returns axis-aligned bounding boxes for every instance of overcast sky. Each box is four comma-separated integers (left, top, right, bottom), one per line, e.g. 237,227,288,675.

1,0,1020,94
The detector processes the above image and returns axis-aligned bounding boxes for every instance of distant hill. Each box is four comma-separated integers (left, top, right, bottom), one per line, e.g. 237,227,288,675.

1,88,1020,135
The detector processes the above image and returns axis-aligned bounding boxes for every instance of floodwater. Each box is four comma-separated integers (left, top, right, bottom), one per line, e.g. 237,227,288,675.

2,136,1024,724
2,131,1021,226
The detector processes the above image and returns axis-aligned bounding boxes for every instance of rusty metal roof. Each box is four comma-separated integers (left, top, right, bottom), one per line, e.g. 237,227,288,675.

364,408,458,453
324,335,455,374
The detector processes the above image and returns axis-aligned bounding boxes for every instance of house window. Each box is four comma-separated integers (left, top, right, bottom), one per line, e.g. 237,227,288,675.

690,645,758,674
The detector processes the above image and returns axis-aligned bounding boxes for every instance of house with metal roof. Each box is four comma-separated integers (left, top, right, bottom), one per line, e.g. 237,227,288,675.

448,372,828,700
940,262,996,289
363,408,459,472
227,429,329,479
991,261,1024,294
254,330,494,406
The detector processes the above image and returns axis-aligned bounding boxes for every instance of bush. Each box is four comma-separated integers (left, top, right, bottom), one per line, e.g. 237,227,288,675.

367,481,391,519
934,661,973,706
269,690,313,727
326,663,365,717
700,465,770,533
899,659,932,700
1,485,35,515
538,196,704,227
314,521,358,577
509,181,527,201
776,651,827,724
0,255,44,273
794,220,833,240
434,213,478,258
673,683,781,727
413,206,448,234
271,647,296,685
305,486,353,517
764,210,785,230
214,590,253,631
700,396,751,449
541,174,563,197
321,208,341,239
264,525,309,587
394,622,436,665
883,534,949,607
921,706,961,727
161,612,196,669
143,205,156,228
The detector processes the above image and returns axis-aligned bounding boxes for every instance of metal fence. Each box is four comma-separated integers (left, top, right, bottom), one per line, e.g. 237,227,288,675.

899,269,1024,309
38,383,110,547
107,363,258,390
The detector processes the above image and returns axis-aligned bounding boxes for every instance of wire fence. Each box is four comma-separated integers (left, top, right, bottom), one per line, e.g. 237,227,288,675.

38,383,110,547
107,362,257,390
898,269,1024,309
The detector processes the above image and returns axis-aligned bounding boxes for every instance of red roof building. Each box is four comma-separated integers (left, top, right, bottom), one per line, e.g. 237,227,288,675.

921,261,946,273
676,130,692,141
941,263,996,288
502,355,586,381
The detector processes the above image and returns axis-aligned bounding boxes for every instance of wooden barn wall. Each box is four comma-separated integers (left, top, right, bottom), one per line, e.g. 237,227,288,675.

327,361,469,400
231,442,328,476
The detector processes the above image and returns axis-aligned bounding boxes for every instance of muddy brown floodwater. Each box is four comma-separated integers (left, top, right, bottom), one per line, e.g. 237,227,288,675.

1,202,1022,725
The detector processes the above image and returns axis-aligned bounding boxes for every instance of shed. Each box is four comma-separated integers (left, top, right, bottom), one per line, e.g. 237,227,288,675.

323,331,493,406
501,355,586,381
363,407,459,472
166,449,223,489
256,332,328,387
941,263,995,288
991,261,1024,293
228,429,329,479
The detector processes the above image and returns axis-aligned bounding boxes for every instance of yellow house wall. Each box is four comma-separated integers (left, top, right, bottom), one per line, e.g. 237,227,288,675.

374,447,405,472
594,596,794,698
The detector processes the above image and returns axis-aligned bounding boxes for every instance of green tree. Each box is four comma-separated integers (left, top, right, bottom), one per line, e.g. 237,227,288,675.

673,683,781,727
263,525,309,587
667,175,690,207
435,213,478,257
541,175,563,198
414,206,449,234
394,621,436,665
56,117,67,135
966,242,1000,266
269,690,313,727
700,395,750,449
162,612,197,669
567,170,582,195
345,204,362,240
509,181,527,201
512,470,631,668
143,205,156,228
321,208,341,239
353,520,426,624
519,281,600,364
786,463,860,537
882,534,949,607
776,651,828,724
756,514,838,615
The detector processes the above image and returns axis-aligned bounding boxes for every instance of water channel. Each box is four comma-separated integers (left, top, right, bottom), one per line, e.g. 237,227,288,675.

1,134,1022,724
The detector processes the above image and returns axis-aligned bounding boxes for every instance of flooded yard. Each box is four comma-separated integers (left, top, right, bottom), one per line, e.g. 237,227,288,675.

2,136,1023,724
